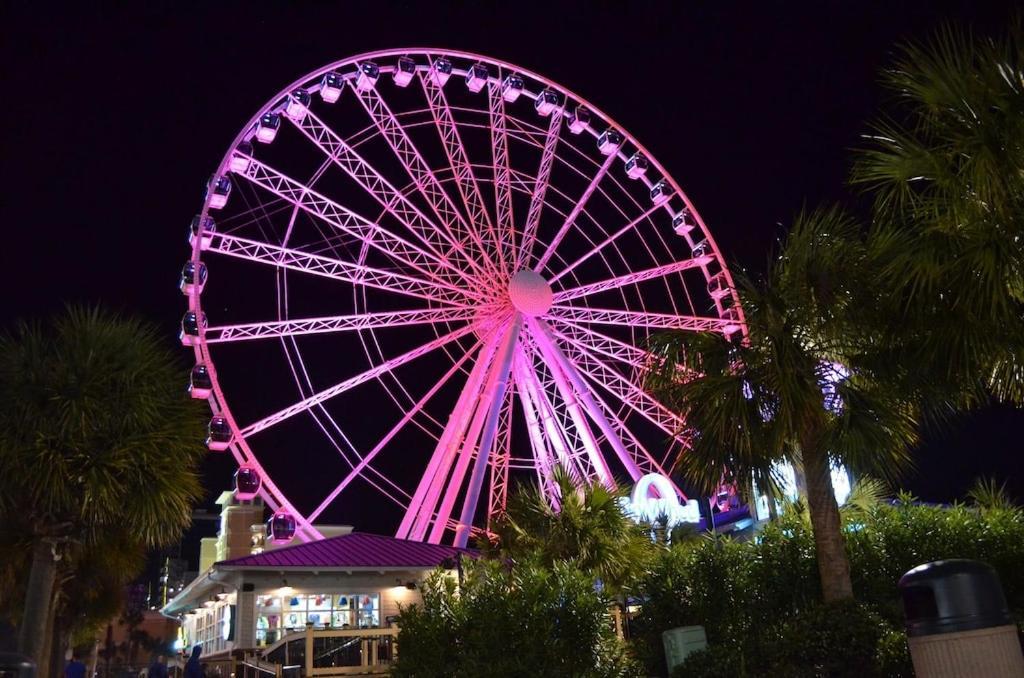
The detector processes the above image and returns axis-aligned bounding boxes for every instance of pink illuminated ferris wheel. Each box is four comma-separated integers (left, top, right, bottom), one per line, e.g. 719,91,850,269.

180,49,745,548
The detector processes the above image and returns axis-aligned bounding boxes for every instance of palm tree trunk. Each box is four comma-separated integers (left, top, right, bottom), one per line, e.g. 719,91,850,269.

19,539,58,667
48,621,69,678
800,441,854,602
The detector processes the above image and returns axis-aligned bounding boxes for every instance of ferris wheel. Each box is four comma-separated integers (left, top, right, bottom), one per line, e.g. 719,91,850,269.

179,49,745,548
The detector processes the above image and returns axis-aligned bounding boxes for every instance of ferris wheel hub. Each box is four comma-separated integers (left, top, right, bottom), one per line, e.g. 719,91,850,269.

508,269,553,317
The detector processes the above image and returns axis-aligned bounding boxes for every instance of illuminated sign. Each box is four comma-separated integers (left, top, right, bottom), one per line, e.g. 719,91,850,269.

619,473,701,528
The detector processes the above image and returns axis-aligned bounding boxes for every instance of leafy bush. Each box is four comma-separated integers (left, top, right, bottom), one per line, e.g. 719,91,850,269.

393,559,640,678
634,501,1024,676
669,645,743,677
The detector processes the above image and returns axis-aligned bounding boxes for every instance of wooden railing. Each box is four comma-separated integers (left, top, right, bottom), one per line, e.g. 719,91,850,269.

258,626,399,676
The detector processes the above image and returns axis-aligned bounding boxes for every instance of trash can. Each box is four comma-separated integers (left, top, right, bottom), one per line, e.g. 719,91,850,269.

662,625,707,673
898,559,1024,677
0,652,35,678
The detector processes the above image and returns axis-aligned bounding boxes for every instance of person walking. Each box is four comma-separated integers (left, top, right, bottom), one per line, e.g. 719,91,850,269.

64,653,86,678
184,646,202,678
147,654,168,678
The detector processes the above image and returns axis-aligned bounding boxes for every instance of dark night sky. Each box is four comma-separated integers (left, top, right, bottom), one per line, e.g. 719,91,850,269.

2,0,1022,554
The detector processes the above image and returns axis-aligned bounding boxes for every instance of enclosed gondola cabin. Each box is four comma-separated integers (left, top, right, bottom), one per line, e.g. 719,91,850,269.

707,271,730,300
255,113,281,144
428,57,453,86
465,63,489,93
188,215,216,250
180,311,207,346
534,89,561,117
501,75,524,102
284,89,311,121
649,179,671,206
721,306,742,336
625,152,648,179
354,62,379,92
597,129,623,155
179,261,208,296
234,466,262,501
673,211,695,237
206,415,233,451
229,142,253,173
319,72,345,103
189,364,213,399
267,511,296,544
393,57,416,87
206,175,232,210
566,106,590,134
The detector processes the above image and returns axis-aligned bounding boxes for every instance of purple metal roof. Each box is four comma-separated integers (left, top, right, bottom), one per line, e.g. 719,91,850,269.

216,532,475,570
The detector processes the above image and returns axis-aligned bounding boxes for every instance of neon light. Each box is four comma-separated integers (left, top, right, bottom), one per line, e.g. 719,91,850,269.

619,473,701,527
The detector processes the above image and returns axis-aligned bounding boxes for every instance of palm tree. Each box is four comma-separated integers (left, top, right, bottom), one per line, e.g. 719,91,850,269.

851,20,1024,409
493,466,656,595
646,207,919,602
0,306,206,669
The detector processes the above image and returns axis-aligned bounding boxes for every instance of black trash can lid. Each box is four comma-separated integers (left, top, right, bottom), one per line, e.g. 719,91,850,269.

898,559,1013,637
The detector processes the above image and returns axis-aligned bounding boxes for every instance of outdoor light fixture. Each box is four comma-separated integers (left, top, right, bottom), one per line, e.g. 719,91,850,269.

216,587,228,601
203,596,216,608
278,578,294,596
405,581,416,591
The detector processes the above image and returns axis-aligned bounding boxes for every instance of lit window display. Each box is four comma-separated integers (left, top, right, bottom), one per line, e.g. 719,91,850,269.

255,593,381,645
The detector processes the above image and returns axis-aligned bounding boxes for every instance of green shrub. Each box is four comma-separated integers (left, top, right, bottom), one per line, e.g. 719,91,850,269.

393,559,640,678
633,502,1024,676
670,645,744,678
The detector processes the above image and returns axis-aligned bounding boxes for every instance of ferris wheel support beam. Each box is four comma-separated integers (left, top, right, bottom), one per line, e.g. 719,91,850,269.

419,67,507,278
486,391,514,528
234,156,471,298
531,319,642,482
522,330,613,488
453,315,522,548
307,340,479,524
204,307,477,343
240,323,475,438
397,326,505,541
546,317,652,370
551,329,689,446
289,109,491,284
548,201,666,284
350,80,497,274
512,352,563,505
552,257,709,304
550,306,731,333
515,111,562,271
487,73,516,275
533,150,618,274
515,345,589,485
207,232,471,307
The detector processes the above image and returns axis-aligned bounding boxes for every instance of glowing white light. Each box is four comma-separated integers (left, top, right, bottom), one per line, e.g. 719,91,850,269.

619,473,701,528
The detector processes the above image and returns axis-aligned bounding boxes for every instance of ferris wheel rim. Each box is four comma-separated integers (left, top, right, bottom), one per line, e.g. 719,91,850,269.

184,48,747,546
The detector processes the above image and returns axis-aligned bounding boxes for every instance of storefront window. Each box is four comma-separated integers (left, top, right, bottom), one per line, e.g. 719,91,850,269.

255,592,381,645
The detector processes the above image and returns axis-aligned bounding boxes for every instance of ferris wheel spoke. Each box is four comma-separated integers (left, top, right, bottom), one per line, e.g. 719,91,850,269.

306,339,480,524
487,74,516,275
530,319,642,481
287,109,491,286
551,257,709,304
486,381,515,528
546,332,681,485
547,317,658,370
419,65,507,278
239,323,476,438
398,325,506,541
551,328,688,448
207,232,470,306
233,155,473,297
349,80,499,274
549,306,730,333
548,201,665,284
532,151,617,274
515,111,562,271
521,327,614,487
513,350,573,501
519,341,607,486
203,307,477,343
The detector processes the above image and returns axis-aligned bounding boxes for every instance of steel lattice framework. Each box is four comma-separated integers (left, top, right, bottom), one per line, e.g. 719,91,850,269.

184,49,746,547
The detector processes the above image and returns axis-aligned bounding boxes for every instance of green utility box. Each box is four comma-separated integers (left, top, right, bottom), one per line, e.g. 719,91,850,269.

662,625,708,672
